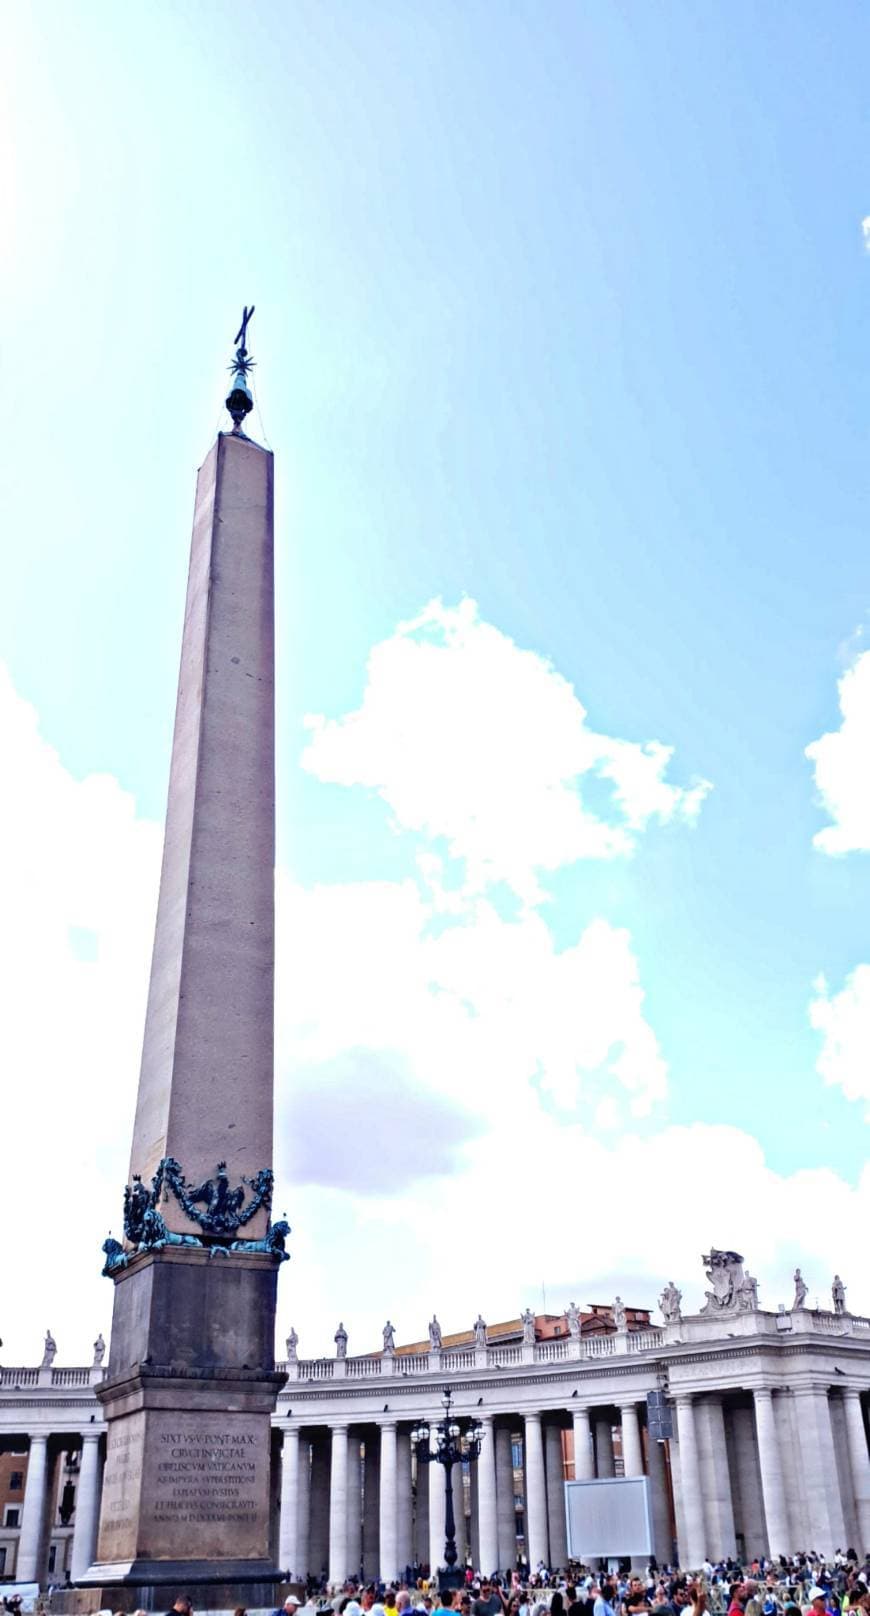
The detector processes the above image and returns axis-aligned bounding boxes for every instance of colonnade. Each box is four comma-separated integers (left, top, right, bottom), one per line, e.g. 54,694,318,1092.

277,1400,667,1581
6,1430,102,1584
277,1385,870,1579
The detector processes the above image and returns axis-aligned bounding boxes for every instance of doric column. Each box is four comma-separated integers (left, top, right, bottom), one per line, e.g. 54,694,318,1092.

379,1421,398,1583
328,1424,349,1583
429,1455,446,1573
674,1396,706,1568
698,1396,736,1560
396,1429,413,1579
477,1417,498,1575
619,1403,644,1479
363,1438,380,1578
843,1391,870,1553
347,1438,363,1579
523,1413,549,1569
544,1423,568,1570
309,1431,330,1581
645,1428,673,1567
279,1427,301,1576
452,1461,466,1566
495,1424,516,1573
469,1462,481,1572
594,1416,614,1478
572,1407,594,1481
70,1433,101,1582
297,1437,312,1580
753,1390,790,1557
794,1386,846,1557
415,1446,429,1568
17,1434,49,1583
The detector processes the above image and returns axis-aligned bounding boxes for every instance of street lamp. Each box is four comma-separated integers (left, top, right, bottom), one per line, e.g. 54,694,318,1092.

411,1387,485,1591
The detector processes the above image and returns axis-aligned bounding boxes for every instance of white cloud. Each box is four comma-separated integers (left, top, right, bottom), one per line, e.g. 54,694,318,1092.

303,598,711,904
2,633,866,1372
810,965,870,1116
806,651,870,853
0,665,161,1364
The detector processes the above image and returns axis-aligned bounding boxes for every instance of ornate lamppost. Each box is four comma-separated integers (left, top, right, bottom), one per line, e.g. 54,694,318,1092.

411,1386,485,1591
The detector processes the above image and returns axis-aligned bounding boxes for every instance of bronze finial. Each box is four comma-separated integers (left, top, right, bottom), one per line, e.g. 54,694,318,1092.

225,304,256,432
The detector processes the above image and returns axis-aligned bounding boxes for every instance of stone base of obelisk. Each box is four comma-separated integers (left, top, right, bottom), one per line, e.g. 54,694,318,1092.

76,1248,286,1601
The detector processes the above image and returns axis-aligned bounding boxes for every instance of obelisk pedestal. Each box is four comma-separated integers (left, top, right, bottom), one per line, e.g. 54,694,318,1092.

76,385,288,1607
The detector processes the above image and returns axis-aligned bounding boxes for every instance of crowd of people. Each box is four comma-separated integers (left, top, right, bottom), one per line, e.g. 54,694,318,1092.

258,1553,870,1616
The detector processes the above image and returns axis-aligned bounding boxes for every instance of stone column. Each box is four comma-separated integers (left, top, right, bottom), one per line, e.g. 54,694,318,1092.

279,1427,301,1576
309,1432,330,1582
17,1434,49,1583
595,1416,614,1478
379,1422,398,1583
396,1430,413,1578
645,1429,673,1568
753,1390,790,1557
363,1438,380,1578
452,1462,467,1566
347,1438,363,1580
572,1407,594,1481
429,1457,446,1573
843,1391,870,1554
674,1396,706,1568
523,1414,548,1570
477,1417,498,1575
415,1448,429,1569
469,1462,481,1572
620,1403,644,1479
297,1437,312,1580
794,1386,847,1557
495,1425,516,1573
329,1425,349,1583
698,1396,736,1560
70,1432,101,1582
544,1423,568,1571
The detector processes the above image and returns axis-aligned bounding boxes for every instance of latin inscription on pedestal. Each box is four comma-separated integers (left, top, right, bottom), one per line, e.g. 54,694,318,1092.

96,1408,272,1566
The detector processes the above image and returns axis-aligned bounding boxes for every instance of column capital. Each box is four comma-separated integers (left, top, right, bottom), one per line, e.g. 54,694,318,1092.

841,1385,862,1402
673,1393,694,1409
28,1433,49,1448
619,1400,638,1415
753,1385,775,1402
524,1410,542,1425
80,1428,101,1444
330,1420,350,1434
379,1418,398,1432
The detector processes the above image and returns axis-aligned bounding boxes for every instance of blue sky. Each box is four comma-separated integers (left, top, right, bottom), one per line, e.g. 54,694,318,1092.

3,0,870,1360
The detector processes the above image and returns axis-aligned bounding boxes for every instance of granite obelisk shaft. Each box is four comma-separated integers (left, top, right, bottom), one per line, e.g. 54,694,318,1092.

130,431,274,1232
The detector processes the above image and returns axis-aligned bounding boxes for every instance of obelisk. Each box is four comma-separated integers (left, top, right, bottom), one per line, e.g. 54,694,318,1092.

82,312,287,1604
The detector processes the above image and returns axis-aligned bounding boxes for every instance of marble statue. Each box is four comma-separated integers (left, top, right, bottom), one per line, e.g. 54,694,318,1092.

473,1314,487,1347
334,1322,348,1359
700,1249,759,1315
833,1275,847,1316
383,1320,396,1355
660,1280,682,1323
42,1330,57,1367
286,1327,299,1362
793,1268,808,1310
566,1302,581,1338
521,1307,535,1345
613,1296,627,1333
428,1315,442,1350
92,1332,106,1367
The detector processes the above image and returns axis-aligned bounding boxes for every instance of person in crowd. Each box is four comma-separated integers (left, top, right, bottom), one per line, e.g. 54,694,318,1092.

474,1581,507,1616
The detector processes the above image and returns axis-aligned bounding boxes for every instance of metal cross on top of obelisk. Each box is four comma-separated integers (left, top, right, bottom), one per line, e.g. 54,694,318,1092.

226,302,256,432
